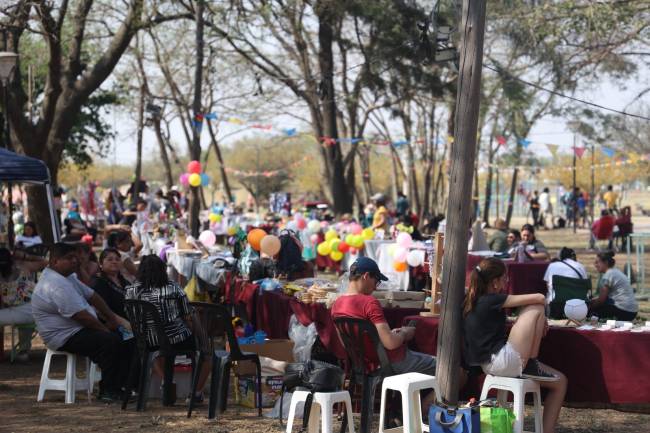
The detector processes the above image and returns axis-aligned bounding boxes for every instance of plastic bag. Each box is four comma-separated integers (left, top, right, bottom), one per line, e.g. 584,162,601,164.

288,314,317,362
265,391,305,419
183,275,210,302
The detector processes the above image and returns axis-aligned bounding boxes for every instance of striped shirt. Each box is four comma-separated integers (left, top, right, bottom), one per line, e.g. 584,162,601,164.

125,282,192,347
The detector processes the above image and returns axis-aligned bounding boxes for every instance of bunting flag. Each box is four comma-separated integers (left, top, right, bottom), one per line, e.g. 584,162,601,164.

204,112,218,120
282,128,297,137
320,136,337,147
518,138,531,148
574,147,586,158
546,143,559,158
496,135,507,146
225,155,311,177
392,140,409,148
601,146,616,158
228,117,245,125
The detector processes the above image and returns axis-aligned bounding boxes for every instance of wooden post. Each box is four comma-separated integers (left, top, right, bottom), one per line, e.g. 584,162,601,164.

435,0,488,407
189,0,205,237
421,232,444,317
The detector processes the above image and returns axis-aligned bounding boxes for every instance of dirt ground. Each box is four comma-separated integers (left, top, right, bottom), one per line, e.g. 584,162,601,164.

2,209,650,432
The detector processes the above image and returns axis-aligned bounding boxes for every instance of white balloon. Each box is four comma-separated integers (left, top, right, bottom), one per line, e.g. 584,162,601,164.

564,299,588,322
406,250,424,267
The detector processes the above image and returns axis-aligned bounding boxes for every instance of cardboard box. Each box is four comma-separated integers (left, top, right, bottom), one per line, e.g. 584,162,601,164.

234,339,294,375
235,375,284,408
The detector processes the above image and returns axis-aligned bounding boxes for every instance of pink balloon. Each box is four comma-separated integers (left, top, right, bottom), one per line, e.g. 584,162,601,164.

396,232,413,248
179,173,189,186
296,218,307,230
310,234,319,244
320,221,329,228
394,246,408,263
350,223,362,235
198,230,216,247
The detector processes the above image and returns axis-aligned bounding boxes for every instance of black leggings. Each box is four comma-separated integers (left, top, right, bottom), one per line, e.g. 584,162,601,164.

592,304,637,321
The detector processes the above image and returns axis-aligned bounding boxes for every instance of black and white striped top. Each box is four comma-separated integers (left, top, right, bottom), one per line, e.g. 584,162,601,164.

125,282,192,347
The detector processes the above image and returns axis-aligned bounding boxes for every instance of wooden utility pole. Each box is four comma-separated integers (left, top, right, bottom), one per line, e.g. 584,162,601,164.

189,0,205,236
435,0,488,406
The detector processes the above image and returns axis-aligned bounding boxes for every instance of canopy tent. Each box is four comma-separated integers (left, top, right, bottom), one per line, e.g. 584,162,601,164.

0,148,60,243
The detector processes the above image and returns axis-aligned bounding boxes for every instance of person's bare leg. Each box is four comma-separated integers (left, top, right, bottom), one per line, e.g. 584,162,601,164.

537,363,567,433
530,308,547,359
153,357,164,378
507,304,545,365
195,357,213,394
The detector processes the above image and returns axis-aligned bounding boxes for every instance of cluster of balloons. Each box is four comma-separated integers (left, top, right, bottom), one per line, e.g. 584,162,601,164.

246,228,283,257
315,226,375,262
389,232,424,272
179,160,210,188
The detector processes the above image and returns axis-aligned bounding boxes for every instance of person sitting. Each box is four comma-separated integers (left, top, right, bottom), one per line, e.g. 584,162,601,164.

125,255,211,403
488,219,509,253
15,221,43,248
107,229,142,283
543,247,588,305
590,251,638,321
331,257,437,381
75,243,100,287
0,247,47,362
589,210,615,250
276,231,315,281
93,248,131,318
506,229,521,256
463,258,567,433
512,224,549,261
613,206,633,250
31,242,131,402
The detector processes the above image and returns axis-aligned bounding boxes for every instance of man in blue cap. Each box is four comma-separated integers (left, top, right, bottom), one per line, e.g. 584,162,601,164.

331,257,436,376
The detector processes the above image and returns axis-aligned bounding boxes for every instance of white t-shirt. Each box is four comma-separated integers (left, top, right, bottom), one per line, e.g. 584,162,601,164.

15,235,43,248
543,259,588,302
539,192,550,212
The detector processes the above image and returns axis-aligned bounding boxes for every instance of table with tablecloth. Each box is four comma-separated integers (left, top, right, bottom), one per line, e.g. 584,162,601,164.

256,290,425,359
403,315,650,405
466,254,549,295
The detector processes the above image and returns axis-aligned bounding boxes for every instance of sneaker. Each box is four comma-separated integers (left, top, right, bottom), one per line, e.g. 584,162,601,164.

185,392,204,405
15,352,30,363
97,391,119,404
521,359,558,382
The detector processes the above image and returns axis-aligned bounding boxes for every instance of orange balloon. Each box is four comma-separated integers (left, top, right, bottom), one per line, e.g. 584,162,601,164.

393,261,408,272
247,228,267,251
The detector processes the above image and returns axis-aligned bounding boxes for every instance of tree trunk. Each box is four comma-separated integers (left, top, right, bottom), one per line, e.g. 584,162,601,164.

153,118,174,189
133,81,145,200
390,146,401,202
436,0,487,406
505,165,519,227
359,145,372,204
189,0,204,236
206,119,233,203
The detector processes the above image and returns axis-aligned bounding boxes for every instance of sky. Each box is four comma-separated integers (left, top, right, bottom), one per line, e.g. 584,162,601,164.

107,68,649,167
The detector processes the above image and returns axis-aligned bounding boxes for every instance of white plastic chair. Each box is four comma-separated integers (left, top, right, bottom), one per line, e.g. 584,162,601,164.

378,372,440,433
37,349,98,404
480,375,543,433
286,390,355,433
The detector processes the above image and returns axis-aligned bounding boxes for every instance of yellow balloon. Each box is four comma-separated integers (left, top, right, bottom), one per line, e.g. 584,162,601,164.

209,213,219,223
362,228,375,240
227,226,237,236
325,229,338,242
317,242,332,256
351,235,364,248
330,250,344,261
345,234,355,245
188,173,201,187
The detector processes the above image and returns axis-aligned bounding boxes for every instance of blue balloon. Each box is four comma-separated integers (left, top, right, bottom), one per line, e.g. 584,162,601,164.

200,173,210,186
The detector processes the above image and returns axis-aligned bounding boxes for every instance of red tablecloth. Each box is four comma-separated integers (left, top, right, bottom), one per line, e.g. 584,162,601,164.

403,315,650,405
466,254,549,295
224,278,260,326
256,290,425,360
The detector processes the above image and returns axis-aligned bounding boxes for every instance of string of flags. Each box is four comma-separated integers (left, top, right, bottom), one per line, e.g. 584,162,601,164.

483,152,650,172
224,155,312,178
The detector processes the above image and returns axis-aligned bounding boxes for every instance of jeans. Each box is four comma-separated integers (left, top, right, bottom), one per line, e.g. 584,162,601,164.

0,302,34,352
59,328,131,394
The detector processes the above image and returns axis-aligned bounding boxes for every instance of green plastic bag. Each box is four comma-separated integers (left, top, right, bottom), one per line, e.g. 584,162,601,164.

480,407,516,433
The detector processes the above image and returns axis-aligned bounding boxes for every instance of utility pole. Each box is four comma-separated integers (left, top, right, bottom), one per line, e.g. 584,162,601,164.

572,132,577,233
189,0,205,236
590,142,595,225
436,0,487,406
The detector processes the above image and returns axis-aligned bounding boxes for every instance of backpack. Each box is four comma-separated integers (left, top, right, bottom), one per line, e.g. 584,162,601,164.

277,230,305,276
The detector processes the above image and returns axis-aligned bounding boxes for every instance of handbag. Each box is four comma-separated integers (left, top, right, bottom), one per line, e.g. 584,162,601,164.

549,261,591,319
480,406,516,433
429,405,480,433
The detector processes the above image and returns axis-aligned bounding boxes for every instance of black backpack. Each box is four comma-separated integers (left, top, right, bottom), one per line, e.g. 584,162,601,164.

277,230,305,276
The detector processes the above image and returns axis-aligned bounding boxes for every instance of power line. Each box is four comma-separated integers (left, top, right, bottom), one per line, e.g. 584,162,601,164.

483,64,650,122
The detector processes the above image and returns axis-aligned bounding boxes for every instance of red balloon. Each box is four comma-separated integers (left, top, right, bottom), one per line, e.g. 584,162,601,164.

296,218,307,230
338,241,350,253
187,160,202,174
349,247,358,255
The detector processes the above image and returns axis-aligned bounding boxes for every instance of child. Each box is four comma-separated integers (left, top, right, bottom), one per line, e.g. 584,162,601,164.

463,257,567,433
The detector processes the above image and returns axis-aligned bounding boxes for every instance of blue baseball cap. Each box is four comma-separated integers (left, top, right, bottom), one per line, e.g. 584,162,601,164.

349,257,388,281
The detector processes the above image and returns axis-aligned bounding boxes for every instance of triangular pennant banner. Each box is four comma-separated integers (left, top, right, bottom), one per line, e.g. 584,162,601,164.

575,147,586,158
283,128,297,137
518,138,531,148
601,146,616,158
204,112,218,120
546,143,559,158
496,135,507,146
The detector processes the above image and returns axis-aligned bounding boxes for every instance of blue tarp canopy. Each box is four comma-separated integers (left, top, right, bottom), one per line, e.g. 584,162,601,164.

0,147,50,184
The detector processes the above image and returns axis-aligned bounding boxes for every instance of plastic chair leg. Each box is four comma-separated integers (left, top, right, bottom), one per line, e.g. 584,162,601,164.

207,354,224,420
136,353,152,412
187,353,204,418
37,350,54,402
360,376,379,433
254,357,262,417
64,354,77,404
162,355,176,406
219,360,232,413
122,351,140,410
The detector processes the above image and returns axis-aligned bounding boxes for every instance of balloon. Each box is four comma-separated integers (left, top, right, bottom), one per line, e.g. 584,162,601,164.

394,261,408,272
351,235,364,248
296,218,307,230
199,230,216,247
307,220,321,233
349,247,358,255
227,226,238,236
330,251,344,261
215,214,222,223
310,234,319,244
338,241,350,253
320,221,329,228
260,235,281,256
396,232,413,248
200,173,210,187
317,242,331,256
329,239,341,252
350,223,362,235
247,228,267,251
406,250,424,267
188,173,201,187
179,173,189,186
394,246,408,263
325,229,338,242
187,160,202,174
361,228,375,241
345,234,355,245
208,213,219,223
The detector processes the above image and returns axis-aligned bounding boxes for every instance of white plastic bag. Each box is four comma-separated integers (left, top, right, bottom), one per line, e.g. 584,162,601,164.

288,314,317,362
265,391,305,419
